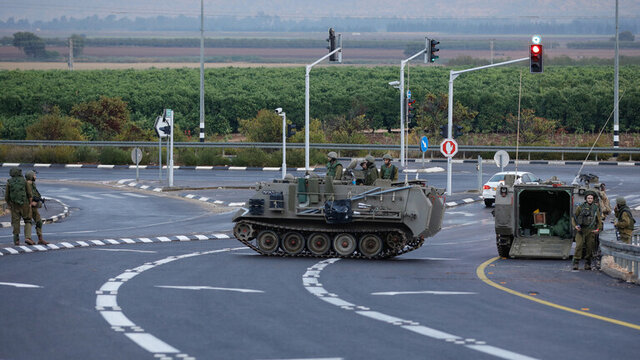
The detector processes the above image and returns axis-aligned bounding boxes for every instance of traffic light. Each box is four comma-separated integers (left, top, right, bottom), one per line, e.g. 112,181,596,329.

453,125,463,138
406,99,416,123
530,44,543,73
287,124,296,138
439,124,448,138
428,39,440,63
327,28,337,61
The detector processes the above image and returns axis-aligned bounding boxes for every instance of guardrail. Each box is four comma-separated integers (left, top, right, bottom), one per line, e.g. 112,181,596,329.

1,140,639,158
599,228,640,283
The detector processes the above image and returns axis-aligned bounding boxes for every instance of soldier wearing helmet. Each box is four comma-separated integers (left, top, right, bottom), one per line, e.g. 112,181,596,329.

571,191,602,270
326,151,343,181
25,170,48,245
614,197,636,244
380,154,398,181
4,168,34,246
362,155,378,186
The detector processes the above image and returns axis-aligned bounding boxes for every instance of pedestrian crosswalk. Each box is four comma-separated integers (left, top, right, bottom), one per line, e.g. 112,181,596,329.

54,192,149,201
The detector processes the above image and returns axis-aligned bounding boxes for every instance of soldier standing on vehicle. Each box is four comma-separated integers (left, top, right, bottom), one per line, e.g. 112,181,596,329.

380,154,398,181
592,183,611,269
572,192,602,270
25,171,48,245
4,168,34,246
362,155,378,186
614,197,636,244
326,152,343,181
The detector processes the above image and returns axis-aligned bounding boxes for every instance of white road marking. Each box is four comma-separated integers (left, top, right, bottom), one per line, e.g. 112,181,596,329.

80,194,103,199
371,290,477,296
228,202,246,207
56,195,81,201
415,257,459,261
212,233,230,239
304,258,539,360
185,194,196,199
157,237,172,242
124,333,180,354
94,249,157,254
100,193,125,199
121,192,148,198
446,211,474,217
228,166,247,170
0,282,42,288
138,238,153,243
177,236,190,241
101,311,135,327
198,197,210,202
117,179,135,184
155,285,264,293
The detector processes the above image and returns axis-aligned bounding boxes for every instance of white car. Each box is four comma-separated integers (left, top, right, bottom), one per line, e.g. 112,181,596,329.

482,171,539,207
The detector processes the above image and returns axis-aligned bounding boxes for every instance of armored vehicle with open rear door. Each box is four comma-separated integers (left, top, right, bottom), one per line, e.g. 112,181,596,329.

232,165,445,259
494,173,601,259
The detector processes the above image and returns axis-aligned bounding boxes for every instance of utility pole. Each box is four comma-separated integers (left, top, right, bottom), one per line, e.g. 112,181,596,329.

199,0,205,142
614,0,620,156
68,37,73,71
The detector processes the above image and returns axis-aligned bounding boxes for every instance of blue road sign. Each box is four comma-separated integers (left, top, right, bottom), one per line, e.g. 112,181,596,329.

420,136,429,152
406,90,411,99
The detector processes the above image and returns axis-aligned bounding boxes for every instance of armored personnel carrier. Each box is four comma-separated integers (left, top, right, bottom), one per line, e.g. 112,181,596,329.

494,174,601,259
232,168,445,259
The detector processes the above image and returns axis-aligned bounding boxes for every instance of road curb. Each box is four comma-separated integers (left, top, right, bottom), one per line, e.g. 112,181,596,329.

2,160,638,170
445,196,483,208
0,198,70,228
0,233,232,256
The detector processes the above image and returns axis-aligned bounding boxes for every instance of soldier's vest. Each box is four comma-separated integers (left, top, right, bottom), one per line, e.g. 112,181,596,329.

30,181,41,199
576,203,597,228
7,177,27,205
326,161,339,178
380,164,397,179
617,207,636,230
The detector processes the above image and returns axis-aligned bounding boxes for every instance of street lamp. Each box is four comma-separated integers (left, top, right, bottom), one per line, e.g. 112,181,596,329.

275,108,287,179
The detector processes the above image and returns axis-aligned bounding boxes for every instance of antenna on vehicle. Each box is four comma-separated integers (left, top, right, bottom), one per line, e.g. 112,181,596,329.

571,90,626,185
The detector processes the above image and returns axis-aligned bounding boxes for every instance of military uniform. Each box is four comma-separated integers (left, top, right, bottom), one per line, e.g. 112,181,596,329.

614,197,636,244
4,168,33,245
380,154,398,181
25,171,47,245
572,199,602,270
326,161,343,181
362,155,379,186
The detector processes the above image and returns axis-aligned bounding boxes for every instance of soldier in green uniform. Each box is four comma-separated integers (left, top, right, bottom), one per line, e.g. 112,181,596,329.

25,171,48,245
380,154,398,181
4,168,34,246
571,192,602,270
325,152,343,181
614,197,636,244
362,155,378,186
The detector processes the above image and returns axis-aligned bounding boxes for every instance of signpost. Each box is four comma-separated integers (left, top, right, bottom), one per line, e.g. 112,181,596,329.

420,136,428,168
440,138,458,195
131,147,142,182
494,150,510,172
154,115,170,181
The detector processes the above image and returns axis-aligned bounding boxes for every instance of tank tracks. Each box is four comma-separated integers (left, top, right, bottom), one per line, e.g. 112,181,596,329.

233,219,425,260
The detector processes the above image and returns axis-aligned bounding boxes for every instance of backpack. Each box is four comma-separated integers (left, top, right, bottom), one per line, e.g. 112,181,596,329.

7,176,27,205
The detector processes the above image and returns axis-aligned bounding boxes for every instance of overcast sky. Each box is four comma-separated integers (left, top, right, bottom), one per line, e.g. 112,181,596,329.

2,0,639,22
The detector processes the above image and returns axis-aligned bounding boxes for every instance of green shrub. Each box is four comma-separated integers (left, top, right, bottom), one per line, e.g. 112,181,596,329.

74,146,100,163
198,148,230,166
0,145,36,163
178,149,198,166
99,147,130,165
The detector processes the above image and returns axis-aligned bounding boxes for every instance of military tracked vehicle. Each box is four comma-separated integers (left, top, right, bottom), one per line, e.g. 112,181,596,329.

493,174,601,259
232,167,445,259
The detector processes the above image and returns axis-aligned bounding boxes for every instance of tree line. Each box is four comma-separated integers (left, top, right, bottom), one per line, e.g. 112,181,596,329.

1,65,638,144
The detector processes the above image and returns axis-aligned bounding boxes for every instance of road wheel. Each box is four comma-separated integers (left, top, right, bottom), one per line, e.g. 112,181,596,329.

359,234,383,258
484,199,494,207
307,233,330,256
256,230,279,254
282,232,305,255
233,222,254,241
385,232,404,250
333,233,357,256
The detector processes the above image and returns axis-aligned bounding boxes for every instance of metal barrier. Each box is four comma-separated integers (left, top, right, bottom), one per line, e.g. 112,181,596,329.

599,228,640,282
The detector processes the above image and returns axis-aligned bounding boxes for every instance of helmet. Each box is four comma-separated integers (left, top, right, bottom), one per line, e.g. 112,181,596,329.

584,190,598,200
327,151,338,160
382,154,392,160
616,196,626,206
599,183,606,190
365,155,375,163
25,170,36,181
9,168,22,177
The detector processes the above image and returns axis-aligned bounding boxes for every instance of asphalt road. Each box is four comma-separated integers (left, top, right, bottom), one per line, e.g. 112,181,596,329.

0,164,638,359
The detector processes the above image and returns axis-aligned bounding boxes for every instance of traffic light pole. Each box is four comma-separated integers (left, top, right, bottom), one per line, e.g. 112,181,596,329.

446,57,528,196
400,41,428,167
305,46,342,171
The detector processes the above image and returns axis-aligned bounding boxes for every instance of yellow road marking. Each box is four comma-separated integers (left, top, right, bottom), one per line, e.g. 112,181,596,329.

477,257,640,331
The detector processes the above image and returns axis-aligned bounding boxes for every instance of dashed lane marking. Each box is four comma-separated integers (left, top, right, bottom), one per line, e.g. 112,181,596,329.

371,290,477,296
155,285,264,293
0,282,42,288
477,257,640,331
304,258,538,360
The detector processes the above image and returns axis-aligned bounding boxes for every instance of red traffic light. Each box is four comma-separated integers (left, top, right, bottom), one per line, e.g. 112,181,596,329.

531,45,541,54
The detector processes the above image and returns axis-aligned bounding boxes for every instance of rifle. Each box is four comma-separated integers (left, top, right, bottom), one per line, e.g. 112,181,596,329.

33,196,47,210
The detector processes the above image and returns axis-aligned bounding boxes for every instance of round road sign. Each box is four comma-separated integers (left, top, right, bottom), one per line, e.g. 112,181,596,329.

494,150,510,169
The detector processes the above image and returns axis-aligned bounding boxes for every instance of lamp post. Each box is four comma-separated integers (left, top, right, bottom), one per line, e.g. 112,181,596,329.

276,108,287,179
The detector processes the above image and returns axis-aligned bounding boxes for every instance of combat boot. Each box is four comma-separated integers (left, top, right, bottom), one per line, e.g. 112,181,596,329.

13,234,20,246
584,262,591,271
572,259,579,270
25,238,35,246
37,235,48,245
